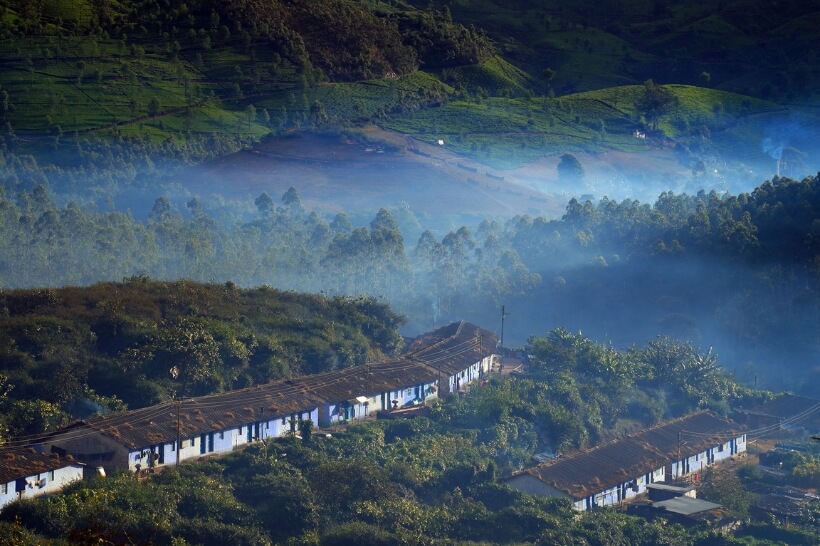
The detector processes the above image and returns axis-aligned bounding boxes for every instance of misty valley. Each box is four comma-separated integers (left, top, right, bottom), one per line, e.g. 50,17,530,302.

0,0,818,544
1,168,817,393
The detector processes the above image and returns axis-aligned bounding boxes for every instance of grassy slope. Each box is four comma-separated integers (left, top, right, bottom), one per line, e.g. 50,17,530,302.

383,84,787,168
0,0,817,174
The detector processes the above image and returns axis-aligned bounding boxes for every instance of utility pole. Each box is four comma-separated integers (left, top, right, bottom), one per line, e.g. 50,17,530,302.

478,333,484,379
365,363,371,416
676,431,682,479
175,396,182,467
500,305,509,356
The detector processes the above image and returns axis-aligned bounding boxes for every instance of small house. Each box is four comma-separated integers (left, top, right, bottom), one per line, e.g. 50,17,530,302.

0,447,84,509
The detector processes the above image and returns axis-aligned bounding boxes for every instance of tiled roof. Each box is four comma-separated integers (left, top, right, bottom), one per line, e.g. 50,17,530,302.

290,358,440,402
746,394,820,429
405,321,497,376
51,321,497,450
0,447,79,483
515,411,745,500
78,381,326,449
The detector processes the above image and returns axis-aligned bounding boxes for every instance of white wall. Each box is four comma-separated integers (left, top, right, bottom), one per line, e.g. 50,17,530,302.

0,465,84,509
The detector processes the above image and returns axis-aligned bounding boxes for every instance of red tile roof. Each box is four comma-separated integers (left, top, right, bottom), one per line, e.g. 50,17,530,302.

405,321,497,376
0,447,80,483
49,321,497,450
513,411,745,500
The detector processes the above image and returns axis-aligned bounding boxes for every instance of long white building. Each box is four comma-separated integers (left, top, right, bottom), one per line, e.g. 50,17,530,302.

504,411,747,511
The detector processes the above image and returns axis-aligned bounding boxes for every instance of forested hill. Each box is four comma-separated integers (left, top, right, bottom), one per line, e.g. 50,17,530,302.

0,279,405,439
1,0,817,178
1,175,819,395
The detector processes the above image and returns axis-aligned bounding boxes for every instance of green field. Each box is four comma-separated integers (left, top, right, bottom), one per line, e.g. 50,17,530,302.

0,0,816,177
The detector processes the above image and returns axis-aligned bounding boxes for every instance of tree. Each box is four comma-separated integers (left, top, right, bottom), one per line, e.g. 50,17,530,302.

699,466,757,518
557,153,585,182
254,192,274,215
235,468,318,543
159,319,224,395
637,79,673,131
310,100,328,127
148,96,161,116
281,186,303,215
542,67,556,97
0,373,13,443
245,103,256,129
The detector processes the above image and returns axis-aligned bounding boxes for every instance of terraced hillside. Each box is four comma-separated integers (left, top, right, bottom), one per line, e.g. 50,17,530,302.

0,0,818,211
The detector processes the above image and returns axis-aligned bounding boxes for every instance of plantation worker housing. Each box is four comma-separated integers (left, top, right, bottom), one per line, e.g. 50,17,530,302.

36,321,496,475
0,447,85,509
503,411,747,511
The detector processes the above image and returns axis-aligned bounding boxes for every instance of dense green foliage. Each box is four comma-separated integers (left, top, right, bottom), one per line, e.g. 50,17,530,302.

0,2,816,544
1,174,819,392
0,0,815,176
0,277,404,438
0,331,802,544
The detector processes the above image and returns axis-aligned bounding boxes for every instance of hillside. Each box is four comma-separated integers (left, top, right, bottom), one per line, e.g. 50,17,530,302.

0,0,817,206
0,279,405,438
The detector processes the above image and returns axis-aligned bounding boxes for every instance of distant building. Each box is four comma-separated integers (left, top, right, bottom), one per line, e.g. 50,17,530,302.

731,394,820,439
629,496,739,531
645,482,696,501
503,411,746,511
751,485,818,525
0,448,84,509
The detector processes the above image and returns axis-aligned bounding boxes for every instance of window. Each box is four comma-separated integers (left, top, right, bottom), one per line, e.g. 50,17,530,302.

49,471,54,481
171,441,176,452
1,483,7,494
282,417,286,425
219,431,224,440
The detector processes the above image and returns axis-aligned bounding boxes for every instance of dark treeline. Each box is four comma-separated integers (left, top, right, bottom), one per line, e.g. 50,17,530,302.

1,174,819,392
5,0,492,83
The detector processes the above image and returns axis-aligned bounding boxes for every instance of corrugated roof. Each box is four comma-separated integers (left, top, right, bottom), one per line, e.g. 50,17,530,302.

652,496,722,516
515,411,745,500
0,447,80,483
